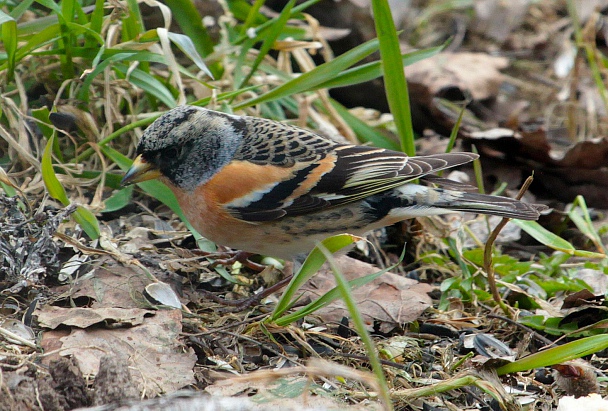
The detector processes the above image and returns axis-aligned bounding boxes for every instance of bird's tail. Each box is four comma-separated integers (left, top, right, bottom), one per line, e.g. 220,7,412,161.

390,185,547,220
437,191,547,220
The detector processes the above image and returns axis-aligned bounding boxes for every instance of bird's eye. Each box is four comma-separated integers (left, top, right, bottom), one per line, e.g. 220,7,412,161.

163,147,180,159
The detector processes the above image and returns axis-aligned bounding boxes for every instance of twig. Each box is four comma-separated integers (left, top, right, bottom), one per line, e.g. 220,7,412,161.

483,176,535,317
487,314,554,346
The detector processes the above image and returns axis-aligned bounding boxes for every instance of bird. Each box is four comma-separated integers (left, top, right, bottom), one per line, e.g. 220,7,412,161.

121,105,546,260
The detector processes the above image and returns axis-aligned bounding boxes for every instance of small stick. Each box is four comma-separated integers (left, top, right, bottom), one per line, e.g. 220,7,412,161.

484,176,535,317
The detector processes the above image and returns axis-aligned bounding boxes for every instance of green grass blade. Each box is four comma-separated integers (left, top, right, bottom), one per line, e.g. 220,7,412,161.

30,107,54,140
163,0,214,58
273,257,401,327
58,0,75,79
42,134,69,205
0,12,17,81
317,244,393,410
42,134,99,239
232,0,321,45
512,219,606,258
232,36,257,88
123,0,145,41
234,38,380,110
166,31,213,78
64,21,104,45
240,0,266,35
315,44,445,91
73,207,100,240
9,0,36,19
33,0,61,14
113,65,177,108
88,0,105,43
271,234,358,319
78,51,169,101
12,24,62,65
496,335,608,375
102,186,134,213
371,0,415,155
237,0,295,89
568,195,607,254
330,99,400,150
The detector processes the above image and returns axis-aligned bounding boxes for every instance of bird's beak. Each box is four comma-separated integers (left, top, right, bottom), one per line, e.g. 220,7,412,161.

121,155,162,186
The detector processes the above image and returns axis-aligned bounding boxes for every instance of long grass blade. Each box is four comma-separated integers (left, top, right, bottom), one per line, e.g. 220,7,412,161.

271,234,358,319
0,11,17,81
234,38,380,110
315,44,445,91
371,0,415,155
237,0,295,89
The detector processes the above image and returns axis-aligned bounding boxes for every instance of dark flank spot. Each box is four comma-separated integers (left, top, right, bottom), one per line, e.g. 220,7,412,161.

302,226,345,235
327,211,343,220
281,225,292,232
364,191,415,222
301,214,315,223
341,208,354,218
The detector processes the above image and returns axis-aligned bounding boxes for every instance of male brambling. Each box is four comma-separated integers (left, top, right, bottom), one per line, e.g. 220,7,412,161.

121,106,546,260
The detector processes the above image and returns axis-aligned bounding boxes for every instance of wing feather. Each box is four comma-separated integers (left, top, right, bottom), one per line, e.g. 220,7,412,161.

226,116,477,222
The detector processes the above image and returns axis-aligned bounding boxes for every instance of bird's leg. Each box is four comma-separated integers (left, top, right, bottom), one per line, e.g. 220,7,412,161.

200,255,306,312
203,275,295,312
193,249,267,272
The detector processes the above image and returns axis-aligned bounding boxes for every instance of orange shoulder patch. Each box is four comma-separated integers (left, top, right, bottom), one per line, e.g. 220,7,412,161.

203,160,295,205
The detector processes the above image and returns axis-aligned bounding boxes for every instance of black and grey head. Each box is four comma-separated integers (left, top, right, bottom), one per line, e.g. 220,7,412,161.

137,106,247,190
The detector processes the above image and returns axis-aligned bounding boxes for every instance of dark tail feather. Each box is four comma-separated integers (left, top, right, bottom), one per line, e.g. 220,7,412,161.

445,192,548,220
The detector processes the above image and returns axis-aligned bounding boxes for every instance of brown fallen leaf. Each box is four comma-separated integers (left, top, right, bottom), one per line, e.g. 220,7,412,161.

50,257,184,310
35,306,154,329
40,309,196,397
297,256,433,333
36,256,194,397
405,52,509,102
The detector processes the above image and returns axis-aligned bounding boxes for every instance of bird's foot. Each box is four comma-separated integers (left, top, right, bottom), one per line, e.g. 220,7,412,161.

194,249,267,272
199,275,294,312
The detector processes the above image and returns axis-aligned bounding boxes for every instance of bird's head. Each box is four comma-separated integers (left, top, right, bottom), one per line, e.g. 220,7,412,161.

121,106,245,190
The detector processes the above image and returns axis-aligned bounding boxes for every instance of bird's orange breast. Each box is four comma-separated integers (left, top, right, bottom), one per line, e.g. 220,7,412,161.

164,161,293,249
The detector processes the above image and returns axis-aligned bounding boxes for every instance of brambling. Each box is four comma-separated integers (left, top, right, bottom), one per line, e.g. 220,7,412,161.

121,106,546,260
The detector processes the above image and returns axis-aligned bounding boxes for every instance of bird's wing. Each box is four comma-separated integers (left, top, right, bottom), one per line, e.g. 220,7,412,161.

221,118,477,222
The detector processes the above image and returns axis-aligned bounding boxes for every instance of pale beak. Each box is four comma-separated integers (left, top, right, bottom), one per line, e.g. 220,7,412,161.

121,155,162,186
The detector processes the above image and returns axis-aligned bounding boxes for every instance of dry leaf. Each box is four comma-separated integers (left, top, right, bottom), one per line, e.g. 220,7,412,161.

40,309,196,397
36,306,154,329
298,256,433,332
